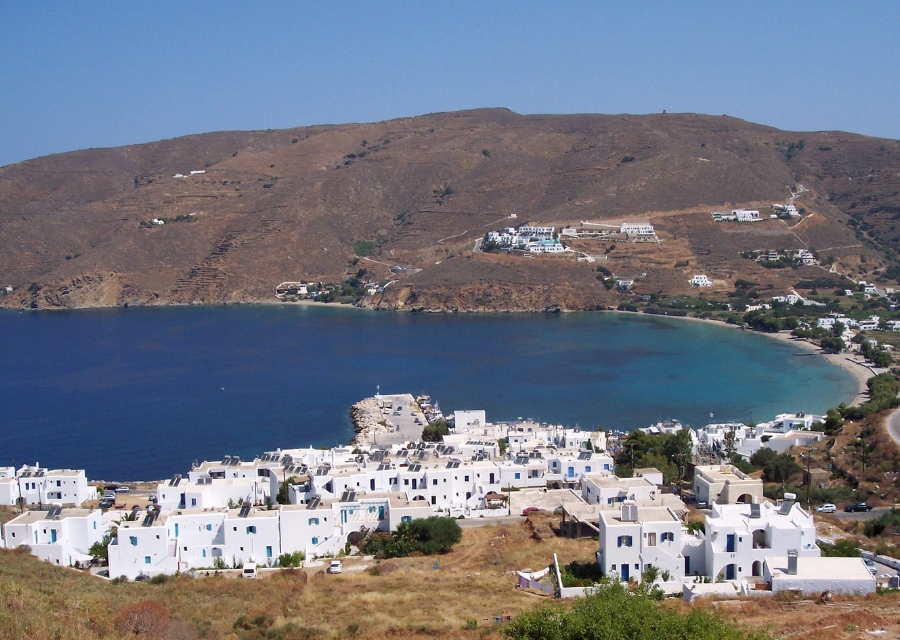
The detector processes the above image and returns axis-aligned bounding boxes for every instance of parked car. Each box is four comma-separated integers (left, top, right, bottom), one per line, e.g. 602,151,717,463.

522,506,540,516
864,559,878,575
815,503,837,513
101,492,117,501
844,502,873,512
696,502,709,510
103,485,119,491
134,574,149,582
241,563,258,579
116,486,130,493
327,560,343,574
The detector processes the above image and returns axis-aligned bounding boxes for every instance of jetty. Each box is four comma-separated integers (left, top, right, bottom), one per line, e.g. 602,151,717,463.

351,393,429,446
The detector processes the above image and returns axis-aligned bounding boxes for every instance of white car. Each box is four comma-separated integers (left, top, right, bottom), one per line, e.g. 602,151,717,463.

815,503,837,513
327,560,343,574
864,559,878,575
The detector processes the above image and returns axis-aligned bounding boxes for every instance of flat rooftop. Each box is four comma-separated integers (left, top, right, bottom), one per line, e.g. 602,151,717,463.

601,506,678,526
767,556,874,581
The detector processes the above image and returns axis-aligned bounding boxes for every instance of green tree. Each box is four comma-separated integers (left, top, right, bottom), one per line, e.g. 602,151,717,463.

422,418,450,442
89,527,117,563
408,516,463,554
276,477,295,505
498,438,508,456
722,430,737,463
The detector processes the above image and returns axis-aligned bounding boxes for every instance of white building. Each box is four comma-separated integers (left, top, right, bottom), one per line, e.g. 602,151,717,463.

619,223,655,236
702,498,819,581
597,502,685,582
518,224,554,239
2,507,105,567
689,275,712,287
582,475,657,506
0,465,92,507
693,465,763,506
453,410,487,431
525,240,566,254
732,209,761,222
764,555,875,595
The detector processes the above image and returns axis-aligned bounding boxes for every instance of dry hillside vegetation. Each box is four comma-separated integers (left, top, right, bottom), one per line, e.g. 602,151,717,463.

4,514,900,640
1,109,898,310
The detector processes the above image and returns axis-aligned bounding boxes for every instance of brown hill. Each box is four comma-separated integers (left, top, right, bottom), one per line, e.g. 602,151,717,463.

1,108,898,310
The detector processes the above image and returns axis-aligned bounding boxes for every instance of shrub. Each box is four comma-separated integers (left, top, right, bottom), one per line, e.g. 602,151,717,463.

353,240,375,257
621,155,635,163
821,539,861,557
504,578,763,640
115,600,169,636
278,551,304,567
408,516,462,555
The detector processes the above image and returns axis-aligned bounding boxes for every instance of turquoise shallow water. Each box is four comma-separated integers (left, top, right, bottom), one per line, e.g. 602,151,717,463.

0,305,857,480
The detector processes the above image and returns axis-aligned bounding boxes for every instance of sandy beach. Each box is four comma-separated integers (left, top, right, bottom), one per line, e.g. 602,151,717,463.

622,311,875,407
762,330,876,407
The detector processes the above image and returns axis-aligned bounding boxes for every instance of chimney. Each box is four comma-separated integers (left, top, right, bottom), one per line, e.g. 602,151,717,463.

787,549,798,575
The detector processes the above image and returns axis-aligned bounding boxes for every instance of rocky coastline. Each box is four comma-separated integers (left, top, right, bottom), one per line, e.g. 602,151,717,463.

349,397,391,447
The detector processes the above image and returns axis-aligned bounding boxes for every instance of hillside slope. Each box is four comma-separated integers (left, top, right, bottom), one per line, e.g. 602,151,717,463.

1,109,898,310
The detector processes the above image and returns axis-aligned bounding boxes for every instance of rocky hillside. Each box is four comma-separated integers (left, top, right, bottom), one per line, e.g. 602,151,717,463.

1,108,898,311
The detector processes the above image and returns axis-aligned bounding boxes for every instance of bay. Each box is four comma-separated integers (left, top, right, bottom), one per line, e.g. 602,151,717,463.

0,305,857,480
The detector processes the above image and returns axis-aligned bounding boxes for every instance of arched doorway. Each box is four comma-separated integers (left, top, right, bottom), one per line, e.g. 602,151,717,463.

751,561,762,577
737,493,753,504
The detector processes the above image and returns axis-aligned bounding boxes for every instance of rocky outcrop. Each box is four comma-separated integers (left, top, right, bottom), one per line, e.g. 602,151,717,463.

3,273,163,310
360,282,613,313
350,397,393,447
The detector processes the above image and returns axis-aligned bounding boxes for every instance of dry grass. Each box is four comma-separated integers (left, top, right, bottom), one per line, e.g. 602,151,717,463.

0,519,595,639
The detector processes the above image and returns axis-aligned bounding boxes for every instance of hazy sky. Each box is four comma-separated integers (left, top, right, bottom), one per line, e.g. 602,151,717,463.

2,2,898,167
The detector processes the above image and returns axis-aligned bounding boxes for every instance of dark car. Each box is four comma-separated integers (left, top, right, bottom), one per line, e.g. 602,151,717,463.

844,502,873,512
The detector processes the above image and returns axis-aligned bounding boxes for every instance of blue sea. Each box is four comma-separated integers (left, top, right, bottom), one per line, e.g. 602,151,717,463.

0,305,857,480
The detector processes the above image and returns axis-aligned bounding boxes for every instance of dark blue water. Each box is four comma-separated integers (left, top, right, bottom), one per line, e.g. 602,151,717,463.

0,305,856,480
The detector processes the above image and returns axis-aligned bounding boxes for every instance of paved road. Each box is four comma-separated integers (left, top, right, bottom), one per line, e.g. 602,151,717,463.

887,408,900,448
829,507,892,521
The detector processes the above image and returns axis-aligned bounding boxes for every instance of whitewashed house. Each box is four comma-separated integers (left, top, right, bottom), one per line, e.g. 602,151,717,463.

2,507,105,567
619,223,655,236
702,498,819,581
0,465,91,507
732,209,761,222
689,275,712,287
597,502,685,582
582,475,657,506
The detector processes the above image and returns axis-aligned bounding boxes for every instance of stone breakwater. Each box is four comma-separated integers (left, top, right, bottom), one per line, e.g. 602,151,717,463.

350,397,391,447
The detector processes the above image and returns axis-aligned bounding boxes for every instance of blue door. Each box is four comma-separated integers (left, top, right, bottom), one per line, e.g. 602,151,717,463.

726,534,735,553
726,564,736,580
621,564,629,581
50,529,57,543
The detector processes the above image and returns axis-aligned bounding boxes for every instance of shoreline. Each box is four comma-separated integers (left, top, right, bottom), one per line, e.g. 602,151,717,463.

651,312,873,407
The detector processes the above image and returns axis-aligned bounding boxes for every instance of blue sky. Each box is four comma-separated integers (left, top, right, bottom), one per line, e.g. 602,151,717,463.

2,2,898,167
